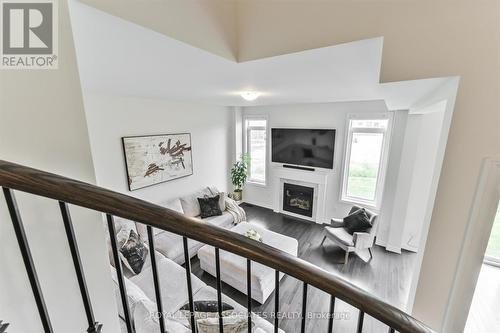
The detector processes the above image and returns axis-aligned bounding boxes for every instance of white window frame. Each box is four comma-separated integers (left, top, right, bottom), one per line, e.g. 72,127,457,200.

340,113,393,209
243,115,268,186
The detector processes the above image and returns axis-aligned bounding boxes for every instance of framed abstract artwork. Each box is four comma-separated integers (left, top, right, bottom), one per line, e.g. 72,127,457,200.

122,133,193,191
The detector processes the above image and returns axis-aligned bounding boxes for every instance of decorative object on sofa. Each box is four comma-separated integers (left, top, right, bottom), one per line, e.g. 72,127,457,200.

122,133,193,191
119,229,148,274
321,205,378,264
197,195,223,218
180,300,234,322
196,314,251,333
244,229,262,242
230,154,249,201
224,196,246,224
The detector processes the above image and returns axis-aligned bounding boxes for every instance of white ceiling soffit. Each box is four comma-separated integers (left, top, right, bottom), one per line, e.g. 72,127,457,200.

69,0,454,109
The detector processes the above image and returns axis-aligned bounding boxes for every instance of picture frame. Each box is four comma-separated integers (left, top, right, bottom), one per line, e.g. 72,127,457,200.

122,133,193,191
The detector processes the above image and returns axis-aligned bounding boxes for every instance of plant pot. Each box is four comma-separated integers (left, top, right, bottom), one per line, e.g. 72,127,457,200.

232,189,242,201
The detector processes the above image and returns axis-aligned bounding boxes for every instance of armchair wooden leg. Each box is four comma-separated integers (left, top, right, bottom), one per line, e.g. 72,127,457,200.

368,248,373,262
344,251,349,265
320,235,327,246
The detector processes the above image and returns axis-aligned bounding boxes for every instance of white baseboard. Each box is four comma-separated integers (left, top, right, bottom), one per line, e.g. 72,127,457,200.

385,244,402,254
402,244,419,253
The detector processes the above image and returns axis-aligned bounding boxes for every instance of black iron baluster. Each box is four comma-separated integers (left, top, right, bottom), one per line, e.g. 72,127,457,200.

2,188,54,333
214,248,224,333
247,259,252,333
0,321,9,333
274,270,280,333
59,202,102,333
388,328,395,333
183,237,196,332
147,226,165,333
301,282,308,333
327,296,335,333
106,214,133,333
357,311,365,333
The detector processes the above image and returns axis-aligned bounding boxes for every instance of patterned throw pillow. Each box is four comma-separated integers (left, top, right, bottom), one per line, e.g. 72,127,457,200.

180,300,234,323
197,195,223,218
196,314,252,333
119,229,148,274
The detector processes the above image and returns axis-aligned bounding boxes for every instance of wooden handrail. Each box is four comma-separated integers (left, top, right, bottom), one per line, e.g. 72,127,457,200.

0,160,435,333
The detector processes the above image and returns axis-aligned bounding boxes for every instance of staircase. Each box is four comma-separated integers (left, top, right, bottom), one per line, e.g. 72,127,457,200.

0,160,435,333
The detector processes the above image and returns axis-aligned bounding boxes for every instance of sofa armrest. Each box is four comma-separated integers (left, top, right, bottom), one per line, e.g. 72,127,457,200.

353,232,375,250
323,218,345,228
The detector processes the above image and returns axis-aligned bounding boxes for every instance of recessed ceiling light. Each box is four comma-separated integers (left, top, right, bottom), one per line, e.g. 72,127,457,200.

240,91,261,101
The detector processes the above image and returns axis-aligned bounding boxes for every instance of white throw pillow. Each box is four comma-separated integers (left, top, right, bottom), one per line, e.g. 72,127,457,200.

163,198,184,214
180,188,211,217
207,186,226,211
136,198,186,239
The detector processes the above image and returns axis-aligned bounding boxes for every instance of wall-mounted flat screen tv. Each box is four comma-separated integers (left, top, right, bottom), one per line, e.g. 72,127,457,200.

271,128,336,169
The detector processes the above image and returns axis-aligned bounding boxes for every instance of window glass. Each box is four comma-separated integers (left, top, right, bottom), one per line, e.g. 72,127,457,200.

346,132,384,201
342,117,390,207
246,118,267,184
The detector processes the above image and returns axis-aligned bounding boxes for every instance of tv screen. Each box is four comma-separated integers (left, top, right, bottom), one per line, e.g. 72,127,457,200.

271,128,335,169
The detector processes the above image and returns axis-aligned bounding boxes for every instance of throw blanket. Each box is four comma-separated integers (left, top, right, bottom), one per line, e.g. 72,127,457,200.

225,197,246,224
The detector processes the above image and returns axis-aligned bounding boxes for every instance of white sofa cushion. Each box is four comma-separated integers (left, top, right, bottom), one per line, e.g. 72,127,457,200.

133,298,190,333
180,188,211,217
197,223,298,304
153,211,234,264
130,257,206,314
135,198,185,239
110,265,151,320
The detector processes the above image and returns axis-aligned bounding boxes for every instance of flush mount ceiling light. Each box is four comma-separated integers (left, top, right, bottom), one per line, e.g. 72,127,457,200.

240,91,261,101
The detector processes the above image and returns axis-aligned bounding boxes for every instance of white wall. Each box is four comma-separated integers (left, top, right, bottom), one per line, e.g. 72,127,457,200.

376,111,409,249
0,1,119,332
83,93,233,203
241,100,403,221
401,110,446,251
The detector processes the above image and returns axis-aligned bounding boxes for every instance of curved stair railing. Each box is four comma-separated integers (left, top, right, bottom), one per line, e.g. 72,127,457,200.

0,160,436,333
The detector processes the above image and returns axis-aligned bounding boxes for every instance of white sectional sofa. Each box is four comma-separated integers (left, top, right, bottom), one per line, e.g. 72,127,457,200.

135,187,235,265
111,250,281,333
107,187,282,332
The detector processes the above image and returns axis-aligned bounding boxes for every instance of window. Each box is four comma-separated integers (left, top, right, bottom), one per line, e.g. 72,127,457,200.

485,202,500,265
245,117,267,184
341,116,392,208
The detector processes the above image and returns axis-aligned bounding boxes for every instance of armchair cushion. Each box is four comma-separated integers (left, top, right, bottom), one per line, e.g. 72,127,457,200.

343,208,372,235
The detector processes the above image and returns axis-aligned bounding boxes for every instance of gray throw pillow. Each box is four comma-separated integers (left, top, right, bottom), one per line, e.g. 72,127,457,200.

343,208,372,235
198,195,223,218
180,300,234,327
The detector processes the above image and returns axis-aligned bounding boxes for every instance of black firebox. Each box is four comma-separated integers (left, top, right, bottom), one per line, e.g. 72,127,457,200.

283,183,314,218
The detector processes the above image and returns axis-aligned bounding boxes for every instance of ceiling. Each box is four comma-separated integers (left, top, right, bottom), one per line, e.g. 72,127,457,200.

70,0,452,109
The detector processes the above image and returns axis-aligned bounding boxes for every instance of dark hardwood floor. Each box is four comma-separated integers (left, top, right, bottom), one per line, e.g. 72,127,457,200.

190,204,418,333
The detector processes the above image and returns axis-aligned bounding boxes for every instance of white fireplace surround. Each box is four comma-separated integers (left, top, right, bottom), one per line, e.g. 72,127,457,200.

272,166,328,223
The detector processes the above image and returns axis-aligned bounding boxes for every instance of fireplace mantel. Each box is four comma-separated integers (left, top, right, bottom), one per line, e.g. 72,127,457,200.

271,165,329,223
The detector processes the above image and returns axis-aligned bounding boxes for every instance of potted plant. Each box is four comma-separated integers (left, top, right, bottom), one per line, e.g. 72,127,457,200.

230,154,249,201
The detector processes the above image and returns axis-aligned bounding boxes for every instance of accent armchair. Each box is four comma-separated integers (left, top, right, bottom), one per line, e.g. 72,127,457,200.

321,205,378,264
